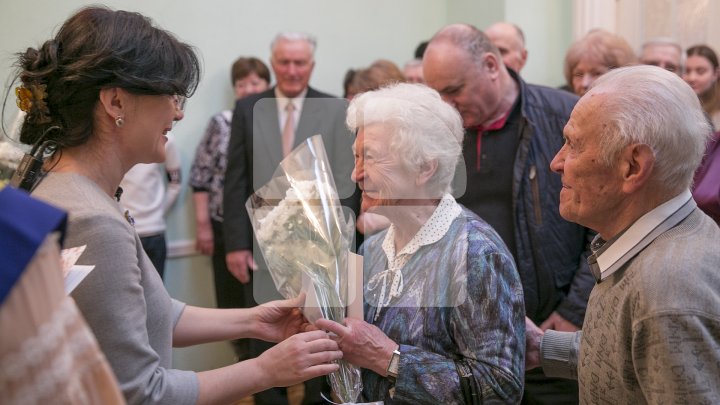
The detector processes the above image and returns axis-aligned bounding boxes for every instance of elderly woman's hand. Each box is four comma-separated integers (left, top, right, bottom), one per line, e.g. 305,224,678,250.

315,317,398,376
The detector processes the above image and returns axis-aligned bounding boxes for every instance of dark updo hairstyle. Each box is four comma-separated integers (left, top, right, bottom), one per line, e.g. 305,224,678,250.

230,57,271,85
11,6,201,149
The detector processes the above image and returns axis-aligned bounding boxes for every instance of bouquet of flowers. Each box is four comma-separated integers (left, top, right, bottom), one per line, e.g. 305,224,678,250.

246,135,362,403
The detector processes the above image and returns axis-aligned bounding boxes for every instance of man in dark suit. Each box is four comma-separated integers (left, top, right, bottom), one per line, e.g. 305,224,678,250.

223,32,356,405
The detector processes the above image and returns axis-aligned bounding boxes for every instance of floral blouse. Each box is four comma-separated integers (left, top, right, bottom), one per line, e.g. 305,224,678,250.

189,110,232,222
359,195,525,404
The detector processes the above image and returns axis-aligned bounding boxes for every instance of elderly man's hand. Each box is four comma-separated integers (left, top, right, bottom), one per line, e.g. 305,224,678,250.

525,317,544,371
539,311,580,332
315,317,398,376
226,249,256,284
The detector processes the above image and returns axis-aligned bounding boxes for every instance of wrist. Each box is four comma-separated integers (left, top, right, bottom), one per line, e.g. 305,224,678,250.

383,344,400,380
244,356,272,393
241,307,261,339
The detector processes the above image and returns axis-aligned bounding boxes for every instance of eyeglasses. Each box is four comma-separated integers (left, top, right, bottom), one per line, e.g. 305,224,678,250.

173,95,187,112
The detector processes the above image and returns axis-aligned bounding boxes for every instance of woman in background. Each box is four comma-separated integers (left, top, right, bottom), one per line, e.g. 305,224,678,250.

344,59,405,100
14,7,339,404
684,46,720,225
563,29,637,96
190,57,270,361
683,44,720,130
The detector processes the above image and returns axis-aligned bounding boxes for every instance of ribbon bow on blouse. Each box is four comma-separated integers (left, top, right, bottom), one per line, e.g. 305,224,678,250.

366,267,404,322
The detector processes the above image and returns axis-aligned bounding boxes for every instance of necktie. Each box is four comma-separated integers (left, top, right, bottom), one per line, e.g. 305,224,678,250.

282,101,296,157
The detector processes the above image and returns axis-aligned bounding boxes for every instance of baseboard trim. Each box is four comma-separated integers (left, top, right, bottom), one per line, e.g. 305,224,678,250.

168,239,198,258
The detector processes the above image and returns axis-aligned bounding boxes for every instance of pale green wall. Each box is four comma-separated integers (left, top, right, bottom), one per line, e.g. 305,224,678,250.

0,0,572,371
505,0,573,87
447,0,572,87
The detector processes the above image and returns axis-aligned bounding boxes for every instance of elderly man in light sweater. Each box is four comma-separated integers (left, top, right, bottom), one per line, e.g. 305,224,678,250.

525,65,720,404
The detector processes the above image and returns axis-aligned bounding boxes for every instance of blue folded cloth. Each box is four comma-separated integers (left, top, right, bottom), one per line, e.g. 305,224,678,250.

0,186,67,305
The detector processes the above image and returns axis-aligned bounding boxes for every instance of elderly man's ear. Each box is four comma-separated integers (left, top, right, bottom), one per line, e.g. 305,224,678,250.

619,143,655,194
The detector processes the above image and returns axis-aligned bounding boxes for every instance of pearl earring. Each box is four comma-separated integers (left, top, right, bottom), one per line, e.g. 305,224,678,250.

115,116,125,127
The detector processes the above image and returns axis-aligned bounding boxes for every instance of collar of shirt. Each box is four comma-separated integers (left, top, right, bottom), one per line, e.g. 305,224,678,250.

382,193,462,263
587,189,696,282
472,105,514,171
275,87,308,129
367,194,461,320
475,108,512,133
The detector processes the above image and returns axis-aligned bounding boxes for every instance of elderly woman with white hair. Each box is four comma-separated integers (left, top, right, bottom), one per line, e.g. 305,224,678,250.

316,83,525,404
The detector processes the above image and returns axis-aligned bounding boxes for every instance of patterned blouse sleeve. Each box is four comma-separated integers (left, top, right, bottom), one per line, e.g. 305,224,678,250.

189,114,224,192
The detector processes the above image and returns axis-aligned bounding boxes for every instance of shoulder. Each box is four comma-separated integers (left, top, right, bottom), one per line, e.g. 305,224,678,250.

305,88,347,117
458,207,513,257
34,174,131,237
209,110,233,125
628,210,720,316
306,87,339,99
522,81,578,121
236,88,276,111
359,228,388,255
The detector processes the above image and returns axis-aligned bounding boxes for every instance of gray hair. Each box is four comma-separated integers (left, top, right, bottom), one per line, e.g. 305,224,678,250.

640,37,682,55
486,21,526,46
588,65,710,192
346,83,464,196
403,58,422,69
429,24,500,65
270,31,317,55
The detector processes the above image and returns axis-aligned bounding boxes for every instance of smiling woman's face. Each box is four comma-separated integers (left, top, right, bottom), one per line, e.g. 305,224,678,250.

351,124,420,214
683,54,719,96
121,93,183,165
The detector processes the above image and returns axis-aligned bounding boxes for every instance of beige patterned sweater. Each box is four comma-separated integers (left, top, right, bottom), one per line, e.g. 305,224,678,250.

542,209,720,404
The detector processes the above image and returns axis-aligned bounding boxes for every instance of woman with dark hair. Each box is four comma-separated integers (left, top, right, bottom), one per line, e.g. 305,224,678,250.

683,44,720,130
11,7,340,404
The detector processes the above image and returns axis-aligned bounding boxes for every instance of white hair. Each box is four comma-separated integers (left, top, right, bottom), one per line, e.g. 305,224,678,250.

346,83,464,195
588,65,710,192
270,31,317,55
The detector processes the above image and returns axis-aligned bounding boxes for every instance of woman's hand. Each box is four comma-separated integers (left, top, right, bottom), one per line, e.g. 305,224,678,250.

256,330,342,387
315,317,397,376
253,294,310,342
195,222,214,255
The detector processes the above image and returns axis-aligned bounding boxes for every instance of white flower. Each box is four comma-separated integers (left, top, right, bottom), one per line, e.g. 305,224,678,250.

245,137,361,403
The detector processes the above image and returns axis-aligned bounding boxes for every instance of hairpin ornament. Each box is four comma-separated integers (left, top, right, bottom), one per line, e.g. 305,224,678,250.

15,83,51,124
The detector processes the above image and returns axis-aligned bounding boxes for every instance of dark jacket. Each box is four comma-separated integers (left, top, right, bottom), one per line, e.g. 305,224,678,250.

223,87,358,253
512,73,595,326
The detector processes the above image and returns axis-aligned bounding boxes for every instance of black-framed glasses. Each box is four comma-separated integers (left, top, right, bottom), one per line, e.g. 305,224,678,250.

173,95,187,112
